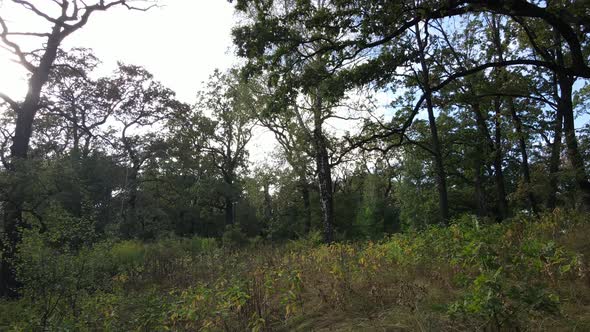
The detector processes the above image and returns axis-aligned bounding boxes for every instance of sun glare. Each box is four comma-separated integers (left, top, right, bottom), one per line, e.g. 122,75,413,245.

0,53,28,103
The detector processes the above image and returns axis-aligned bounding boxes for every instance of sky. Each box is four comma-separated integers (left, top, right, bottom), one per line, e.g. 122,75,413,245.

0,0,282,162
0,0,237,102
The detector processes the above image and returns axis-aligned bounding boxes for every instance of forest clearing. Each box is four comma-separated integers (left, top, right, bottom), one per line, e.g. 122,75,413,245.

1,0,590,330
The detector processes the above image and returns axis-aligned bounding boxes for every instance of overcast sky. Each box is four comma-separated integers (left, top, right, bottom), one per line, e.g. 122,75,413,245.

0,0,237,102
0,1,284,162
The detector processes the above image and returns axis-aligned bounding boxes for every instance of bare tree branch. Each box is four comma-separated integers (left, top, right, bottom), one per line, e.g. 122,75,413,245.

0,92,18,110
0,16,36,72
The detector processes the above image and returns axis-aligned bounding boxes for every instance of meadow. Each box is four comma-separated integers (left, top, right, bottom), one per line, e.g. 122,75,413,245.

2,210,588,331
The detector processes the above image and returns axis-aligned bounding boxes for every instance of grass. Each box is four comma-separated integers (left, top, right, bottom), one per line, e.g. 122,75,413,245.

1,209,589,331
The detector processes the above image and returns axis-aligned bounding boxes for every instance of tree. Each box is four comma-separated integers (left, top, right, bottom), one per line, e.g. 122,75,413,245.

164,102,222,237
39,49,113,159
194,70,255,227
0,0,155,162
0,0,156,298
410,18,450,222
233,0,367,243
251,78,316,234
100,64,182,238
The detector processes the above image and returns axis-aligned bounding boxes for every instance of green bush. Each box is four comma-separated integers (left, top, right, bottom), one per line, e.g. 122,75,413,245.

110,240,146,276
13,213,113,330
222,224,249,249
183,235,219,255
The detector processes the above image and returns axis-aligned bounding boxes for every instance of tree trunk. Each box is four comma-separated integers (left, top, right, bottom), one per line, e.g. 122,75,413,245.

0,31,61,298
546,31,568,211
315,139,334,243
492,98,509,220
10,30,60,161
224,174,235,226
224,197,235,226
416,23,450,224
0,68,50,297
560,76,590,209
472,102,508,220
488,16,510,220
263,182,273,223
69,105,81,159
547,98,564,210
299,175,312,234
122,167,139,238
508,99,538,214
474,153,488,217
312,93,334,243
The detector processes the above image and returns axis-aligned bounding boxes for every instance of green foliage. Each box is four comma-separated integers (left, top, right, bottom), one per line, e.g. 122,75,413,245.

449,268,561,329
379,211,585,329
13,207,111,330
110,240,145,276
2,211,589,331
284,230,324,252
5,3,590,332
222,223,249,249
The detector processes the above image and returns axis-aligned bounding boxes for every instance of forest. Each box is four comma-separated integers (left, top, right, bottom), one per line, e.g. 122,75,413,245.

0,0,590,330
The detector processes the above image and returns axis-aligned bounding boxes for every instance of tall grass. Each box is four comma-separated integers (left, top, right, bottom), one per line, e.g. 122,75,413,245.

1,210,589,331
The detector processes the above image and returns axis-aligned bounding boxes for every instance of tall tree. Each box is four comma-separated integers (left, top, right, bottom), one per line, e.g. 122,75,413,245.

102,64,181,238
196,70,255,227
412,19,450,222
233,0,364,243
252,84,315,233
487,15,538,213
0,0,156,298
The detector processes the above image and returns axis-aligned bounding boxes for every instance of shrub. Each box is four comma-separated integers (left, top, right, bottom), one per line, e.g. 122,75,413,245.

222,224,249,249
14,220,112,330
3,210,589,331
183,236,218,255
110,240,146,277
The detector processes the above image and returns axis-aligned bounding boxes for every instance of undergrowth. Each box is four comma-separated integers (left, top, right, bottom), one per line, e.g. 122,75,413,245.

1,209,589,331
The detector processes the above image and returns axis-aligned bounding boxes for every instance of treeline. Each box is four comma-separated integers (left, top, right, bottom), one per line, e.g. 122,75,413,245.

0,0,589,298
